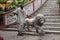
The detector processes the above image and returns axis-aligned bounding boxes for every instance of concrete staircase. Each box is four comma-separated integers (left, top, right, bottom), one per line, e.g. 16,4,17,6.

35,0,60,33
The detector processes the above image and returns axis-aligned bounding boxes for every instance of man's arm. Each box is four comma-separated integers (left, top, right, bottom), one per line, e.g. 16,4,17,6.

13,13,18,16
13,8,19,16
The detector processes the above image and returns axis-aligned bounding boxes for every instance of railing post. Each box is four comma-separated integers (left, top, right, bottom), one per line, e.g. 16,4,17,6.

41,0,42,5
3,15,5,26
33,0,35,11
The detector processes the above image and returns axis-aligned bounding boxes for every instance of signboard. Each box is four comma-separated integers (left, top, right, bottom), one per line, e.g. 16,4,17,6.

5,13,17,25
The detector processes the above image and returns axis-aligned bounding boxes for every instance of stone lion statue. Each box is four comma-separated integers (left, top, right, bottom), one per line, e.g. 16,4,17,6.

24,14,45,34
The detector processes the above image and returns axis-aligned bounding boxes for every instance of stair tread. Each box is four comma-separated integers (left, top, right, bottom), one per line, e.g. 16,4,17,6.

0,28,17,31
43,27,60,28
44,23,60,24
44,30,60,33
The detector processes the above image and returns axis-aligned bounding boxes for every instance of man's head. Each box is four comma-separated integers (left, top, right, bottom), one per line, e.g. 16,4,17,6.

18,4,23,10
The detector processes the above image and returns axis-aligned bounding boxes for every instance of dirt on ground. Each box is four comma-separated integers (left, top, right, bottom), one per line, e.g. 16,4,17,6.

0,30,60,40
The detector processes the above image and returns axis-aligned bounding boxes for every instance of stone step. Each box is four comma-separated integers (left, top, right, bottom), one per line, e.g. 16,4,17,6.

43,24,60,27
2,26,60,29
46,3,58,5
45,18,60,23
43,27,60,29
0,27,42,32
2,26,60,30
0,28,17,31
8,23,60,28
42,4,58,8
0,28,41,36
43,5,57,7
44,30,60,34
46,19,60,22
37,12,58,15
30,15,60,19
42,5,58,7
43,26,60,31
42,25,60,27
46,2,57,5
39,9,58,13
39,10,58,13
34,13,59,18
39,11,58,13
40,7,58,10
46,22,60,25
7,24,60,28
47,0,57,2
39,7,58,10
44,22,60,24
1,27,60,34
45,21,60,23
44,23,60,26
44,14,60,16
35,12,58,16
45,16,60,19
40,10,58,12
8,25,17,28
39,12,58,16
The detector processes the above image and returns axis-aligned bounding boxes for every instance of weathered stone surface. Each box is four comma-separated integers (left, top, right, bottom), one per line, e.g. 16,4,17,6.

0,31,60,40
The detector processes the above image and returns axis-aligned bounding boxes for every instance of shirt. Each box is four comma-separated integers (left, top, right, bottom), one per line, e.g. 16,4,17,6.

13,7,26,24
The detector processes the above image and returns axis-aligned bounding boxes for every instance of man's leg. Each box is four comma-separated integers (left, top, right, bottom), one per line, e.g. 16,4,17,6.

17,24,24,36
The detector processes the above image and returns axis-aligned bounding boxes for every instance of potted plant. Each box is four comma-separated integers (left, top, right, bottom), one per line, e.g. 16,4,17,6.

57,0,60,13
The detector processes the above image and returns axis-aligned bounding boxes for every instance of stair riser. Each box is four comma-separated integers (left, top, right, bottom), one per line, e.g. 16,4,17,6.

43,24,60,27
43,28,60,31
